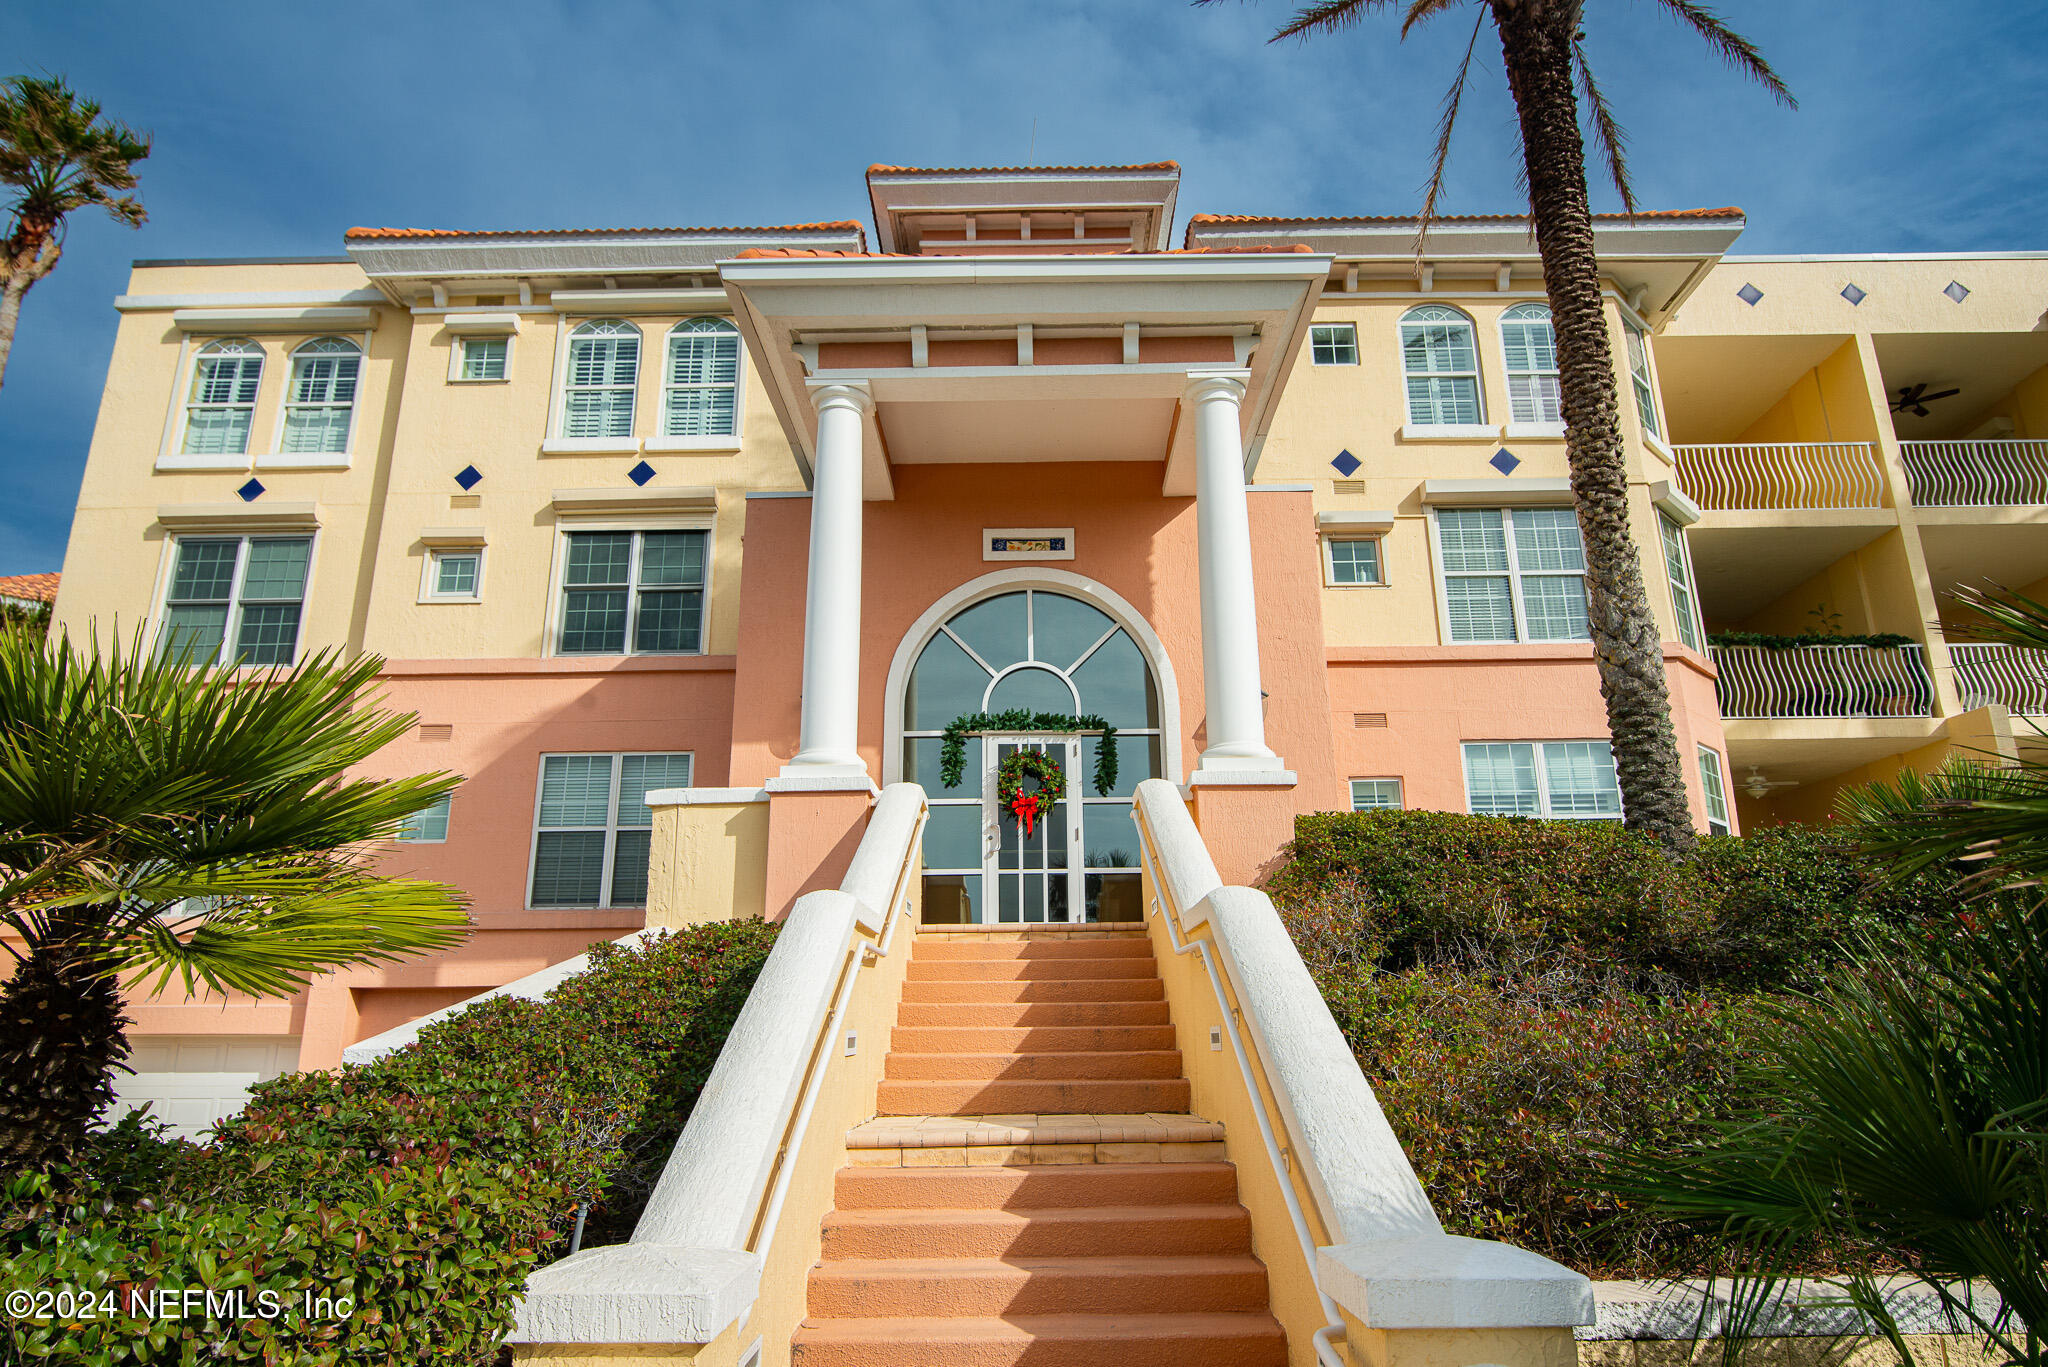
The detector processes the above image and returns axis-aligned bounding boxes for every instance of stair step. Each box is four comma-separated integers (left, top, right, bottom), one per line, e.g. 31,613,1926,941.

896,1001,1170,1028
914,937,1152,961
847,1114,1226,1154
819,1204,1251,1259
793,1313,1285,1367
909,957,1163,981
836,1162,1238,1210
877,1078,1191,1116
901,978,1165,1004
804,1256,1271,1317
890,1024,1178,1054
886,1050,1185,1081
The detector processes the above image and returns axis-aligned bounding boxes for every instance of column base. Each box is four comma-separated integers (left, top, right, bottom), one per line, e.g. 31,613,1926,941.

763,784,875,921
1187,766,1297,788
1186,774,1302,888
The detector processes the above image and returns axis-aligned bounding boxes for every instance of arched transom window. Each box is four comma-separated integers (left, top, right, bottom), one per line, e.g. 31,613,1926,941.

1499,303,1561,425
1400,304,1482,426
664,317,741,438
182,338,264,456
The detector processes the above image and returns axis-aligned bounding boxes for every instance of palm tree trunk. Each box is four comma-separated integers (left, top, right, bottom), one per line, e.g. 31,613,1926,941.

0,230,63,391
0,911,132,1169
0,274,29,391
1492,0,1695,851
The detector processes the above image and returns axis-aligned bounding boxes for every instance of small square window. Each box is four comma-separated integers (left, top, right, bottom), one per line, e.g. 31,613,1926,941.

1351,778,1403,811
458,337,508,382
425,549,483,602
1326,538,1384,586
397,792,452,843
1311,323,1359,366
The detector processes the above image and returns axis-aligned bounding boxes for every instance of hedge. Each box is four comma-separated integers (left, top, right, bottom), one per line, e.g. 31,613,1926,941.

0,919,776,1366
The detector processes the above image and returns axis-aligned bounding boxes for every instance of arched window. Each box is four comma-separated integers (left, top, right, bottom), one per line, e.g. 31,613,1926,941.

561,320,640,438
181,338,264,455
664,317,741,438
280,337,363,454
1499,303,1561,426
1399,305,1482,426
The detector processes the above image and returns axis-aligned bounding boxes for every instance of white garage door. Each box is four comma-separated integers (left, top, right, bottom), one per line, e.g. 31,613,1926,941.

110,1036,301,1141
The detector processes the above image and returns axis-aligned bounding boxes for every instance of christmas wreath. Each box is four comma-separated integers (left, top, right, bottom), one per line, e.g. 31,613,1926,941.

938,710,1119,796
996,748,1064,837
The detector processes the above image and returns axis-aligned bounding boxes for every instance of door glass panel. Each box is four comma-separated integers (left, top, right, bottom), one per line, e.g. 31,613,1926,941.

946,592,1028,670
987,667,1074,715
1068,629,1159,728
921,873,980,925
1086,734,1162,799
903,736,978,796
1032,593,1115,670
923,804,982,870
907,631,991,729
1087,872,1143,923
1082,802,1137,869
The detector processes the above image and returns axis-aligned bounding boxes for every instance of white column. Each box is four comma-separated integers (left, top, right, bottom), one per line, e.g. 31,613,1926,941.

1187,371,1282,774
784,382,872,776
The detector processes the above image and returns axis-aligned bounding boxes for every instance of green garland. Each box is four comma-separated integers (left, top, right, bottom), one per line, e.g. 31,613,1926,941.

940,711,1118,796
1708,630,1916,650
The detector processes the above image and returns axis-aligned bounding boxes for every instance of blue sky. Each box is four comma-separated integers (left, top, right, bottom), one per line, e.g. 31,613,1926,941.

3,0,2043,574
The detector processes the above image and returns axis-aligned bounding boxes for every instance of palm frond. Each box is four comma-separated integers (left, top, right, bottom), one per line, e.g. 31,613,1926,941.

1648,0,1798,108
1413,7,1487,273
1399,0,1465,39
1573,39,1636,215
1267,0,1393,43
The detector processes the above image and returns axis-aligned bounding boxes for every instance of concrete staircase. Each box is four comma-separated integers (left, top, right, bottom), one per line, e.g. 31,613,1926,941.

792,929,1287,1367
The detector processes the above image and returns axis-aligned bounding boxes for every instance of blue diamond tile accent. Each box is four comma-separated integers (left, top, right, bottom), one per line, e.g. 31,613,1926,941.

1944,280,1970,303
1490,449,1521,476
237,478,265,503
1841,283,1867,306
628,460,657,487
1737,282,1764,306
454,464,483,490
1330,449,1361,477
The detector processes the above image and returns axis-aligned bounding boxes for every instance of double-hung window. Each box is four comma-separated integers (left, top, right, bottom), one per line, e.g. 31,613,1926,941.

529,752,692,908
181,339,264,456
158,535,313,666
1624,318,1662,440
279,338,362,454
1435,507,1589,643
424,549,483,602
1310,323,1358,366
1659,514,1704,650
663,318,741,437
557,530,707,655
1350,778,1404,811
1400,305,1483,426
1500,303,1562,426
1463,741,1620,819
1697,746,1730,835
561,320,640,439
1325,537,1384,586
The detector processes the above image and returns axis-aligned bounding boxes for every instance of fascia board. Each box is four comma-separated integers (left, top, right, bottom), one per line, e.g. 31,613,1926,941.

719,254,1331,290
348,233,862,281
1198,221,1744,261
723,277,816,483
116,288,384,312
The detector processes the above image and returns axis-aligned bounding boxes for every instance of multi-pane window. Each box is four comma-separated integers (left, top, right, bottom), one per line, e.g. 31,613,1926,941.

1624,318,1661,439
529,752,691,908
279,338,362,454
1697,746,1730,836
157,536,312,666
1310,323,1358,366
1659,514,1703,650
181,339,264,456
1435,507,1589,643
1351,778,1403,811
1463,741,1620,819
557,530,706,655
1500,303,1562,425
560,320,640,439
663,318,741,437
397,792,452,843
458,337,508,381
1400,305,1483,426
427,549,482,601
1326,538,1384,586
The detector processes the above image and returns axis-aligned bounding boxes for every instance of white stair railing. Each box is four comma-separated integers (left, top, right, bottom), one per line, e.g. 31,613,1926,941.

1898,439,2048,507
1951,643,2048,715
1710,644,1935,719
1674,442,1886,510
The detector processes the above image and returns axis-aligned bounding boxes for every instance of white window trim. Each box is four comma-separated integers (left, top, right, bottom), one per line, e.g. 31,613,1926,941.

396,791,453,844
1398,305,1486,429
1350,777,1404,811
1322,535,1387,588
1400,423,1500,442
1428,507,1590,646
1499,303,1563,429
1462,740,1622,820
651,318,745,451
1697,745,1731,836
1659,512,1705,651
163,338,266,471
543,517,715,659
1623,315,1666,442
1504,422,1567,440
261,335,367,470
419,547,486,604
547,319,644,452
525,751,693,911
1309,322,1359,366
151,530,321,668
448,334,514,384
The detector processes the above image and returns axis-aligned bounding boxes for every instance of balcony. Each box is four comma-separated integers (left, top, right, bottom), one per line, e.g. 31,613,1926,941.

1951,643,2048,716
1898,439,2048,508
1674,442,1887,511
1710,644,1935,720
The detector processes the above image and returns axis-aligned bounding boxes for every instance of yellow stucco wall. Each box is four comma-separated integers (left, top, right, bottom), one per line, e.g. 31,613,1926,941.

646,798,771,927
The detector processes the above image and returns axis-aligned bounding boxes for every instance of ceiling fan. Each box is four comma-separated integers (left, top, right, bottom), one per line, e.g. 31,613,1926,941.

1742,767,1798,801
1891,382,1962,417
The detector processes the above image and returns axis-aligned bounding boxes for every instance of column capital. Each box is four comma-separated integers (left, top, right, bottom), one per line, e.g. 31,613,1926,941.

1183,370,1250,405
806,378,875,416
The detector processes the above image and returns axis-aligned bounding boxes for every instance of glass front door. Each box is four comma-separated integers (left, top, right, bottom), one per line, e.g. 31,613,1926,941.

982,735,1082,923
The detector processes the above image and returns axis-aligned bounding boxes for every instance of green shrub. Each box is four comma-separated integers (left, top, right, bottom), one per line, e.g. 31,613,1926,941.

0,919,776,1366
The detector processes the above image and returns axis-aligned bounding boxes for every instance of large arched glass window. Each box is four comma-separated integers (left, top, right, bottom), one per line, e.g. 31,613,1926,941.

1399,305,1483,426
280,337,362,454
902,589,1162,925
663,317,741,438
561,320,640,438
1499,303,1561,425
181,339,264,455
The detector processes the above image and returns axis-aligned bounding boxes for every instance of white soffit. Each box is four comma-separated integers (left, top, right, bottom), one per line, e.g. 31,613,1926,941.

868,165,1182,253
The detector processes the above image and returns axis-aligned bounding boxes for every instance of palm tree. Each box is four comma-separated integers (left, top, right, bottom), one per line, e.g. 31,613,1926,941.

0,75,151,390
0,631,468,1169
1206,0,1794,851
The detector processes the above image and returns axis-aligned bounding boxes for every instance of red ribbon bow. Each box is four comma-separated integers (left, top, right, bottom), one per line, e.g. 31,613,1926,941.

1008,793,1043,837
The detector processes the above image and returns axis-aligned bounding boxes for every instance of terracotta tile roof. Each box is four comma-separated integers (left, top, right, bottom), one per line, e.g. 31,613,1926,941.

867,162,1179,177
732,243,1314,261
1187,207,1744,229
344,221,865,241
0,572,59,603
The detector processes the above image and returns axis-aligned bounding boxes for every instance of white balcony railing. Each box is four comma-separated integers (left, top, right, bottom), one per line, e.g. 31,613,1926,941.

1710,644,1935,719
1898,439,2048,507
1673,442,1887,511
1951,642,2048,715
